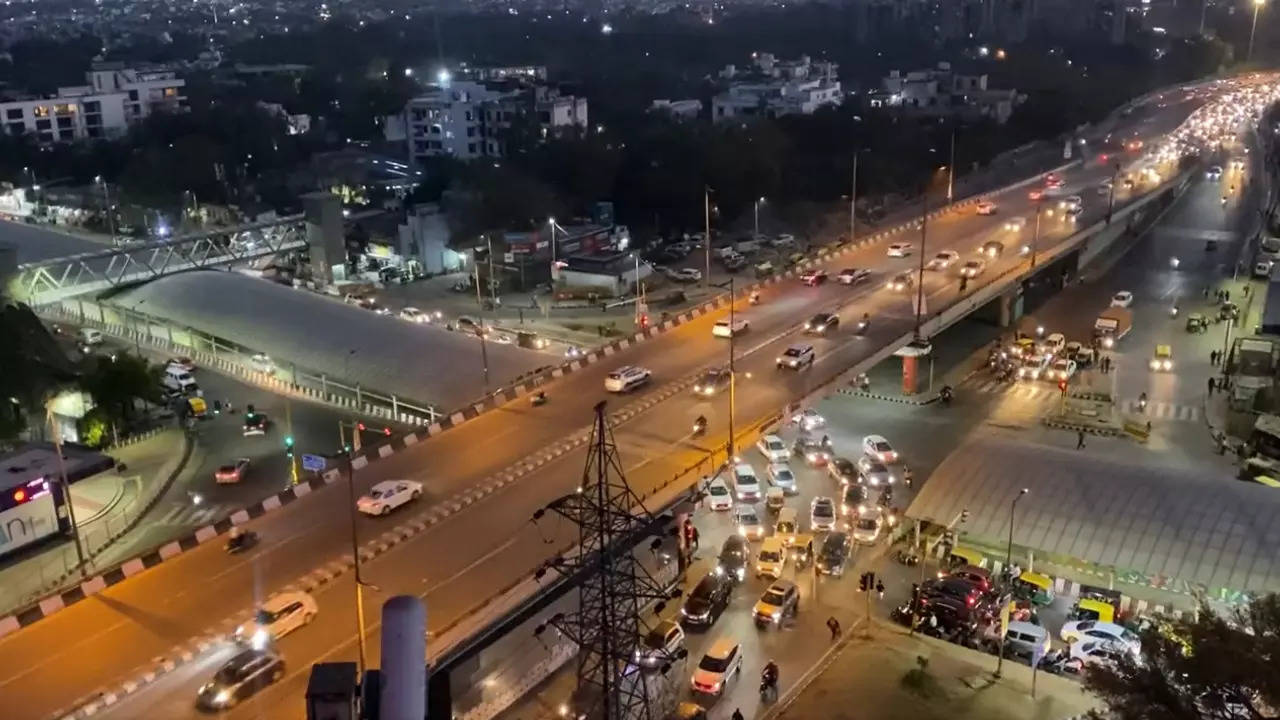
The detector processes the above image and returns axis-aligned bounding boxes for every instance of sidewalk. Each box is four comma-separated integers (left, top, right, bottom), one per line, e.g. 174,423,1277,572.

774,623,1098,720
0,428,191,614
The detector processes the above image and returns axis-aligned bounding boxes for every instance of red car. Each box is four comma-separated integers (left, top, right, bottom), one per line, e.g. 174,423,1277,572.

800,269,828,286
1028,188,1044,201
215,458,251,484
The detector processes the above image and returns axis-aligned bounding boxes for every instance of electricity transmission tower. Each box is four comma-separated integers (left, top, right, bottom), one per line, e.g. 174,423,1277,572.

534,401,683,720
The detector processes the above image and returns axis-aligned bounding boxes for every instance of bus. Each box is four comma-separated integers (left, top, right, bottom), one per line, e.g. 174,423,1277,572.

0,475,70,558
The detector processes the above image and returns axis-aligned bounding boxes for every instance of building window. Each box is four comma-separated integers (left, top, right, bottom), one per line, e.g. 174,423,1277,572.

38,132,53,143
59,129,74,140
87,127,102,138
83,101,100,113
538,111,551,123
164,87,178,97
465,110,473,122
35,119,51,130
466,127,475,137
128,90,138,101
56,116,72,129
6,122,24,135
414,140,427,153
4,108,21,120
468,143,476,154
54,103,76,116
85,114,102,126
32,105,50,118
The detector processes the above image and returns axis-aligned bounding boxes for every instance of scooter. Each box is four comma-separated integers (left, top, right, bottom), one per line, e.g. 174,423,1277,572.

692,418,707,436
531,391,548,407
759,677,778,702
225,530,259,554
893,549,921,566
939,386,954,405
749,292,761,306
1169,305,1179,318
856,319,869,335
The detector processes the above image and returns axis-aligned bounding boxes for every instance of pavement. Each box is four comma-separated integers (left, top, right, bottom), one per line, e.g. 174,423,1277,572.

0,84,1226,720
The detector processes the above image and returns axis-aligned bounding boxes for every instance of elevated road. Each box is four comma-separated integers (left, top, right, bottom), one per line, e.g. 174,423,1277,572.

0,83,1220,720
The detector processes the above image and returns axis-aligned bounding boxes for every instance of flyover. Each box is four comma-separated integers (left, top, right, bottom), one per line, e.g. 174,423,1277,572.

0,79,1248,720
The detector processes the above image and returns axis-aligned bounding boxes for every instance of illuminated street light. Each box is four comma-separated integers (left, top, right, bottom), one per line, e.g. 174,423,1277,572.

1248,0,1266,63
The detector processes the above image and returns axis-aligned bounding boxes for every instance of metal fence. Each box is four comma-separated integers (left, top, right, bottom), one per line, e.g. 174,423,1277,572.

40,297,440,426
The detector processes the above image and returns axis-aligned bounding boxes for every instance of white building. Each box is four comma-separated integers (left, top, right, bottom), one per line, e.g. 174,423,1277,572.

0,62,186,143
399,78,588,164
874,62,1023,125
650,99,703,119
712,53,842,122
397,203,465,275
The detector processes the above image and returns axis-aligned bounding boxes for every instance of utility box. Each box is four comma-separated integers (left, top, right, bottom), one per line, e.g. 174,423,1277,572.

306,662,358,720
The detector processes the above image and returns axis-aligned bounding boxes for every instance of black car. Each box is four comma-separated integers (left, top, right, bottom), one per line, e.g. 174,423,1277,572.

717,535,751,583
840,484,868,516
196,649,285,710
242,412,269,436
792,436,831,467
918,594,978,634
828,457,858,484
680,571,732,628
922,577,984,609
816,531,851,576
804,313,839,335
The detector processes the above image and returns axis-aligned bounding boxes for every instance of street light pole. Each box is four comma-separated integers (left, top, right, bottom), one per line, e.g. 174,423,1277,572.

1030,198,1043,269
1106,162,1120,224
1248,0,1266,62
914,192,928,337
46,403,87,575
548,217,557,280
850,151,859,244
704,187,712,291
995,487,1029,679
344,444,374,676
754,197,763,239
947,130,956,205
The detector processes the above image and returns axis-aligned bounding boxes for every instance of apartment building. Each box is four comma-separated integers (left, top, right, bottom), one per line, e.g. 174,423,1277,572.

0,62,186,143
873,62,1023,124
399,76,587,163
711,53,843,122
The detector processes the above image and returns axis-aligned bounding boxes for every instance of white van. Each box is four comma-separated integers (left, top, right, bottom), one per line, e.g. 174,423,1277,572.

162,365,200,395
78,328,103,346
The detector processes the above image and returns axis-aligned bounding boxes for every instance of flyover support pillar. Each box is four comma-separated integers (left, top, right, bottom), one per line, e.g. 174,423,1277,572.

303,191,344,289
997,286,1020,328
901,354,919,395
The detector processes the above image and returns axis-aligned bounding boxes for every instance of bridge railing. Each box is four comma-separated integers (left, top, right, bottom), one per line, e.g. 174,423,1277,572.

39,297,440,426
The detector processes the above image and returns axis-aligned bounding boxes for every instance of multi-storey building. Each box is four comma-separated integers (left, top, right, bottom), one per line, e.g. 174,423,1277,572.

0,62,186,143
398,76,588,164
711,53,843,122
873,62,1023,124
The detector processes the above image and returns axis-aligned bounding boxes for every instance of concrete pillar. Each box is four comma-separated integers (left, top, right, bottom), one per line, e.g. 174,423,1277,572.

380,595,427,720
902,354,919,395
997,286,1019,327
302,191,343,288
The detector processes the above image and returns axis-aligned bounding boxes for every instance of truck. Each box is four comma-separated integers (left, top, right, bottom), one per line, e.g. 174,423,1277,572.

1093,307,1132,348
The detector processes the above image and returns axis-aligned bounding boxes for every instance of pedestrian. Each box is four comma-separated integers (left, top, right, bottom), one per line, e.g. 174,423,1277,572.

1146,421,1152,435
1245,284,1252,298
1076,430,1086,450
1207,377,1215,396
1225,289,1231,303
1204,285,1211,298
690,525,700,552
826,616,842,641
1211,350,1219,366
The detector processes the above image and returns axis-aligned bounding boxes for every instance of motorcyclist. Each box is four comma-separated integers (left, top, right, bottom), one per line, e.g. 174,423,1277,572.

749,290,761,304
732,710,746,720
694,415,707,433
1139,391,1148,409
762,660,779,691
861,312,870,326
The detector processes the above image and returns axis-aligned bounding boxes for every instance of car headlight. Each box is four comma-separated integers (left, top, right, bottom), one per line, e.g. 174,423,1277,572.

738,526,748,536
251,628,269,650
1164,361,1172,370
1150,360,1159,370
771,609,782,620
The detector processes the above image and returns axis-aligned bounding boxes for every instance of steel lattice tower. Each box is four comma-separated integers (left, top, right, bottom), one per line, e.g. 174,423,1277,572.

537,401,678,720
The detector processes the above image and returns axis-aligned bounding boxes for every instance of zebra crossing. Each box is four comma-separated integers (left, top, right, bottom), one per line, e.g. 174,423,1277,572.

961,377,1201,421
152,501,238,528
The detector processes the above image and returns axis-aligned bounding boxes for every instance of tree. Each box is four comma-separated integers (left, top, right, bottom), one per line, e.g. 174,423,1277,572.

1085,594,1280,720
78,354,160,434
0,296,76,444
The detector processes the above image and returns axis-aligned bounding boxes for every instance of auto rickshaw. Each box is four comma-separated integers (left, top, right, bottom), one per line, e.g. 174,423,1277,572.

1185,313,1208,333
1220,302,1240,321
765,486,786,514
1011,571,1055,606
788,533,815,569
1070,598,1116,624
670,702,709,720
1150,344,1174,372
1009,337,1038,360
945,546,985,571
755,261,776,278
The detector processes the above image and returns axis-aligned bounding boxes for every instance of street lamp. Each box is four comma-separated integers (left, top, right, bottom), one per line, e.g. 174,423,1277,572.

727,275,738,461
995,487,1029,679
1105,162,1120,224
1029,197,1043,269
946,130,956,204
754,197,764,239
1249,0,1266,63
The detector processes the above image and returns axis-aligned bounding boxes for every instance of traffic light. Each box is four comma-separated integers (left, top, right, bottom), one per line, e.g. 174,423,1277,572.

284,435,295,457
859,571,875,592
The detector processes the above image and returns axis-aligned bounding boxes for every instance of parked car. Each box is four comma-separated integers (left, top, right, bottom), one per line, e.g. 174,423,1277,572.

638,620,686,669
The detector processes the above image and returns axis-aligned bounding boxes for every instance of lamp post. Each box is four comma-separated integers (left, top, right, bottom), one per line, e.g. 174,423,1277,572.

727,274,738,462
95,176,115,246
754,197,764,240
703,186,712,290
1029,197,1043,269
46,403,87,576
946,130,956,205
548,217,557,277
131,298,147,356
995,487,1029,679
1106,162,1120,224
1249,0,1266,62
850,150,859,244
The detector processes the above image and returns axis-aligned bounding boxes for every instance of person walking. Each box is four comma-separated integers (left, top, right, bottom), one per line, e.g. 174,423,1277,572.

826,616,842,641
1076,430,1086,450
1207,377,1215,396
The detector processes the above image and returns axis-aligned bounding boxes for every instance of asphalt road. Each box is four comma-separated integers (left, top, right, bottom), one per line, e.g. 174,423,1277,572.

0,86,1217,720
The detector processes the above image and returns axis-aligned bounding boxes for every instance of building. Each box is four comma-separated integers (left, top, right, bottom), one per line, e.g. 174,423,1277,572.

398,77,588,164
650,99,703,120
397,203,464,275
0,62,186,143
712,53,842,122
872,62,1023,125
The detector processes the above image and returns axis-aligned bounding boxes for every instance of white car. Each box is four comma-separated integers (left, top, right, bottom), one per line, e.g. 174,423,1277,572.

770,234,797,248
776,344,815,370
705,478,734,511
712,317,750,338
735,504,766,540
976,200,998,215
732,463,762,502
856,456,895,486
235,591,318,648
791,408,825,431
886,242,914,257
639,620,686,669
926,250,960,271
1068,640,1129,671
357,480,423,516
1004,217,1027,232
399,307,429,323
959,259,986,278
862,435,898,463
604,365,652,392
1058,195,1083,211
167,357,196,373
766,463,797,494
1060,621,1142,656
1040,332,1066,357
673,268,703,282
810,496,837,532
851,506,884,544
1111,291,1134,308
249,353,275,374
1047,358,1077,381
1206,165,1223,180
757,434,789,463
691,637,743,696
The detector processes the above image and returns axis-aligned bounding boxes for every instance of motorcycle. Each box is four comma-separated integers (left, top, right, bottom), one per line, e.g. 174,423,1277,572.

531,391,548,407
939,386,954,405
749,292,761,306
759,678,777,702
1169,305,1179,317
893,549,921,566
225,529,259,554
856,320,868,335
692,418,707,436
1170,256,1181,269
